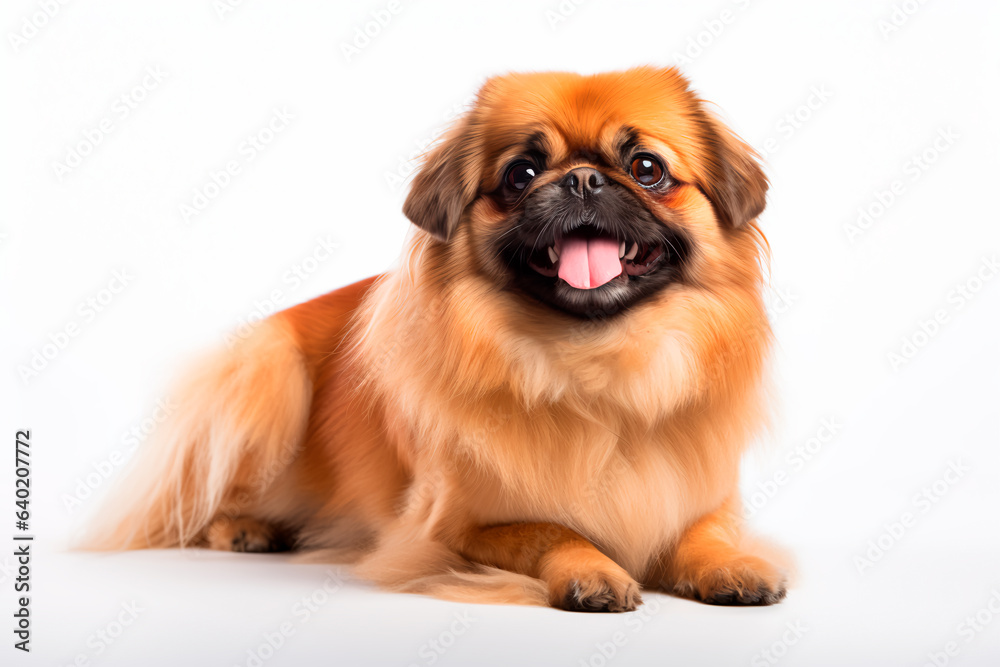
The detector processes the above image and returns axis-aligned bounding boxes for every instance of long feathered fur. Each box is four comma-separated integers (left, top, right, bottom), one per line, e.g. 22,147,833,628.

83,67,789,609
83,318,311,550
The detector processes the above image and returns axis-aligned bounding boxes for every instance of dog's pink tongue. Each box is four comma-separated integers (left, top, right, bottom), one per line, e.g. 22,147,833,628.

557,236,622,289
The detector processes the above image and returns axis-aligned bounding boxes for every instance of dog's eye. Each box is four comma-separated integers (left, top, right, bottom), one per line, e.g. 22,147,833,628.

629,155,664,187
505,162,538,191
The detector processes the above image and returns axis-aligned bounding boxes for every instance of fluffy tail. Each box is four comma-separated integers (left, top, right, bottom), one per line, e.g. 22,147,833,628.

80,317,312,550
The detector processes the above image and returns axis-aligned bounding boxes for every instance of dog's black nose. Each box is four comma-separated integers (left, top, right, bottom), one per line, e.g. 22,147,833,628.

562,167,605,198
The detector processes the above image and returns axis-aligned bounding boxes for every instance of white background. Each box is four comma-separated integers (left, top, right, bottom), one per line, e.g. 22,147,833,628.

2,0,999,665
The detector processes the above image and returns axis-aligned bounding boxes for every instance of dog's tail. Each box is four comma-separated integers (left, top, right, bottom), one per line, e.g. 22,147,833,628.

79,317,312,550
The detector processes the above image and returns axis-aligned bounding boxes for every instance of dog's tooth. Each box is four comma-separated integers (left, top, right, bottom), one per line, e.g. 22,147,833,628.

619,241,626,259
624,242,638,261
547,246,559,264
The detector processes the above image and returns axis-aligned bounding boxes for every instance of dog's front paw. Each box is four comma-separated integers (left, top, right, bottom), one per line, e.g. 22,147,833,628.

557,573,643,612
543,552,642,612
674,554,787,606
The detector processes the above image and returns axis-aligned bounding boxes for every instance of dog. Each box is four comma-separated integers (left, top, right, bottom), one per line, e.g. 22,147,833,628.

87,66,790,612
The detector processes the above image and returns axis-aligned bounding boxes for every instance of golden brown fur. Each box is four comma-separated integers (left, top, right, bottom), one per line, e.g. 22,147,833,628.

85,67,790,611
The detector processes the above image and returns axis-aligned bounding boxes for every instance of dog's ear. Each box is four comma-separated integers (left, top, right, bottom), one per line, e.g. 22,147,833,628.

403,115,480,242
694,107,769,228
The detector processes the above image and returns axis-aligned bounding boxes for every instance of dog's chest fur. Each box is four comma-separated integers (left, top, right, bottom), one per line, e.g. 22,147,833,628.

446,410,739,578
361,271,758,579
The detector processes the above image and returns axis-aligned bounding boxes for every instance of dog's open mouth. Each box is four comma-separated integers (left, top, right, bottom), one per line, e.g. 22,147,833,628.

525,227,667,290
497,214,688,318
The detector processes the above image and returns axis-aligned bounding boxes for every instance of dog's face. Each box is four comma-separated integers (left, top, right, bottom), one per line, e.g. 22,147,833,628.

403,67,768,319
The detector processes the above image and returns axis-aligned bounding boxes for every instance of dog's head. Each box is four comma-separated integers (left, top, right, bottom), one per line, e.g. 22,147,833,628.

403,67,768,319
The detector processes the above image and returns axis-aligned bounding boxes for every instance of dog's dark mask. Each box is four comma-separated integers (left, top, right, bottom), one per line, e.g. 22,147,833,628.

401,68,767,319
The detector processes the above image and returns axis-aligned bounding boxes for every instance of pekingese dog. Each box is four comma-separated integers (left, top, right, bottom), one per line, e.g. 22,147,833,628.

88,67,790,612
